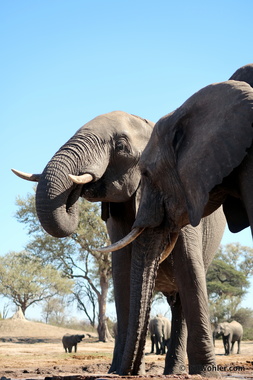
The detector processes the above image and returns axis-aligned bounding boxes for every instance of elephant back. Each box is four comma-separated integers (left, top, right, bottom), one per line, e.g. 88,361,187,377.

229,320,243,340
161,316,171,340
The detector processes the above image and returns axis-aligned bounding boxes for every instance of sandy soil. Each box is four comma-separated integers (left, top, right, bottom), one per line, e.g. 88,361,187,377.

0,318,253,380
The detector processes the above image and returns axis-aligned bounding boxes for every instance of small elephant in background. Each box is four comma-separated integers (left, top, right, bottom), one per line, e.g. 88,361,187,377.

113,322,118,340
149,315,171,355
215,321,243,355
62,334,85,353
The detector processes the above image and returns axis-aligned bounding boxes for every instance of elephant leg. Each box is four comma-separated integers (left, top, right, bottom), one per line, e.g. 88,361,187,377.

155,336,160,355
150,335,155,353
225,335,232,355
237,339,241,354
151,335,155,353
213,331,216,347
164,293,187,374
164,338,170,354
172,226,216,374
159,337,164,355
231,341,235,354
223,337,229,355
228,337,232,355
161,339,166,355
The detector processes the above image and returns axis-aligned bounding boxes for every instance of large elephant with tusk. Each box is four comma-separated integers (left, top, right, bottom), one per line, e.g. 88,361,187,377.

95,64,253,375
12,109,227,375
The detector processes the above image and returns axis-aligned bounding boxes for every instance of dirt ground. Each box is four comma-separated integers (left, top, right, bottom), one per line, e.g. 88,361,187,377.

0,319,253,380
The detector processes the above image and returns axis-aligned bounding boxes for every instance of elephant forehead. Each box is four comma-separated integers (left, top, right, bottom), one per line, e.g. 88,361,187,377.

78,111,153,141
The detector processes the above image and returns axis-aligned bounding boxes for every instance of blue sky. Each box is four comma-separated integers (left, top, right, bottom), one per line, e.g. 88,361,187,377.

1,1,252,318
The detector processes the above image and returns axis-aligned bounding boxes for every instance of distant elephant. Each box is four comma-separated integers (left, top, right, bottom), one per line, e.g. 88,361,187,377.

12,111,226,375
62,334,85,353
113,322,118,339
215,321,243,355
101,64,253,375
149,315,171,355
211,323,216,347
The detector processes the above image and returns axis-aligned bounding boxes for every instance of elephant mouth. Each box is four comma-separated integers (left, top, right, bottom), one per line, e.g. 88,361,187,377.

80,176,136,203
67,171,109,202
80,180,107,201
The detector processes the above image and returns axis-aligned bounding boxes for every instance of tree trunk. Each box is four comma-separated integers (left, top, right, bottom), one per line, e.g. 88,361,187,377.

97,273,113,342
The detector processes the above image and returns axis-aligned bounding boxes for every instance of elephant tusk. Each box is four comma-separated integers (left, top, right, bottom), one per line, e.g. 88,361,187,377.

95,227,145,252
159,232,179,263
68,173,93,184
11,168,41,182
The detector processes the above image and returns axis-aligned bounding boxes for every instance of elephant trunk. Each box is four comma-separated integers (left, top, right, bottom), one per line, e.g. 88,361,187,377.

119,227,170,375
36,155,82,237
36,135,108,237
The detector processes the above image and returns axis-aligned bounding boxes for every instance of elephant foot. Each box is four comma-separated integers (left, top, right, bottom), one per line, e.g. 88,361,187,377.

164,366,187,375
189,363,220,377
164,360,187,375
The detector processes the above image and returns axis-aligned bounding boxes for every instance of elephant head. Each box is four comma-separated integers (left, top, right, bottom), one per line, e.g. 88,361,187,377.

13,111,153,237
216,323,230,337
133,80,253,233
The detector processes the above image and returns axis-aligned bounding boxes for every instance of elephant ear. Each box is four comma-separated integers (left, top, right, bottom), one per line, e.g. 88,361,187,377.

175,80,253,227
223,325,231,337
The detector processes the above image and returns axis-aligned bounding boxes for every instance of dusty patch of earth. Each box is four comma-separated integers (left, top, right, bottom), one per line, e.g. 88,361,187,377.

0,319,253,379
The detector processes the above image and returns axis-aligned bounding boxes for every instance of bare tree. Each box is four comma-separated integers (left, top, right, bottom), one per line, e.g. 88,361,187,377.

15,193,113,341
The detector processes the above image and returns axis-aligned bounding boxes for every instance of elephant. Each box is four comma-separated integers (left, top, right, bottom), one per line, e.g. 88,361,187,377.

113,322,118,339
100,64,253,375
12,110,226,375
149,315,171,355
62,334,85,353
214,321,243,355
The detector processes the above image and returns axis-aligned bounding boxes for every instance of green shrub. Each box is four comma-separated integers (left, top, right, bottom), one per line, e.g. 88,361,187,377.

241,327,253,340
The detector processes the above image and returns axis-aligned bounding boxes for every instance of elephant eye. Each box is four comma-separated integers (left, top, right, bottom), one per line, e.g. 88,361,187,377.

116,142,124,151
115,139,131,154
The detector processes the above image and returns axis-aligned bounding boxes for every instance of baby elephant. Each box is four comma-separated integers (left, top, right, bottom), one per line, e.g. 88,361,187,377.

215,321,243,355
62,334,85,353
149,315,171,355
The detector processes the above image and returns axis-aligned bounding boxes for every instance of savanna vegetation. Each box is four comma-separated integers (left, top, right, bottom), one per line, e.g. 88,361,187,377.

1,190,112,341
